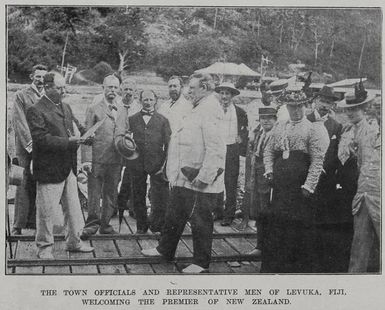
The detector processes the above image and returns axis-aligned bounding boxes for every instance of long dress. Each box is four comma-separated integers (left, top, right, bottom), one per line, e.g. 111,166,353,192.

261,118,329,273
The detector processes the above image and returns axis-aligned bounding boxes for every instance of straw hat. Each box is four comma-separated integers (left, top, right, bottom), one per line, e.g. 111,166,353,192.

215,82,240,96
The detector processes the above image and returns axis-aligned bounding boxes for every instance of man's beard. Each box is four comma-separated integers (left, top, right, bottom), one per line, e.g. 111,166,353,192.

169,91,180,101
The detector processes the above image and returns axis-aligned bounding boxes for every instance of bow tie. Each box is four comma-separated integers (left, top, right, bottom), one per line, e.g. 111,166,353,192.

109,104,117,111
141,110,154,117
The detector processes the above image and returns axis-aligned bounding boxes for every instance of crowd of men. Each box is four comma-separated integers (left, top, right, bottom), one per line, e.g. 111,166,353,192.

9,63,381,273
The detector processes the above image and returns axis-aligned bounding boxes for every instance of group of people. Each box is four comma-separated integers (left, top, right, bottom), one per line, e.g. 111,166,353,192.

9,63,380,274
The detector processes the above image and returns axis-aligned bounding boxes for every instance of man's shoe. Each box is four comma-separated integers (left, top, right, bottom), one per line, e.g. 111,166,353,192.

135,228,148,234
99,228,118,235
37,251,54,259
11,227,22,235
80,230,96,240
66,245,94,253
182,264,208,273
247,248,262,257
141,248,162,257
128,210,136,219
221,218,233,226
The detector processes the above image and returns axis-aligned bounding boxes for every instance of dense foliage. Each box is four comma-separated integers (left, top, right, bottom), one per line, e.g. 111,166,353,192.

7,7,381,87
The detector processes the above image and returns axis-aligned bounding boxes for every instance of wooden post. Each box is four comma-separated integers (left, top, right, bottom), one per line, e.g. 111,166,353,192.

358,34,366,75
213,8,218,29
60,32,69,76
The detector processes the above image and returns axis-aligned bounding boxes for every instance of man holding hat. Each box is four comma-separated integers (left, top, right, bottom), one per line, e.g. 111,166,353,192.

261,91,329,273
337,84,380,273
214,82,248,226
81,73,125,239
239,105,277,256
117,89,171,234
116,78,142,218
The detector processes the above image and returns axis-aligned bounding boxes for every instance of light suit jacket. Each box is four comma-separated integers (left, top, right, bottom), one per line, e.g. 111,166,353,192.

81,95,124,168
166,93,226,193
12,85,42,167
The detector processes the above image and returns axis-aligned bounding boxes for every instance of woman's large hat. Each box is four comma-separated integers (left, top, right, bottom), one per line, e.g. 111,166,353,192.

316,86,339,103
267,79,288,95
215,82,240,96
277,90,310,106
115,134,139,160
337,80,374,108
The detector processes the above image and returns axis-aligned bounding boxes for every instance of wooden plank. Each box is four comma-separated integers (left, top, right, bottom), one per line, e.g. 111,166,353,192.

126,264,154,274
116,239,153,274
44,241,71,274
14,241,43,274
99,265,127,274
70,240,98,274
212,239,240,256
152,262,178,273
209,262,234,273
93,239,124,274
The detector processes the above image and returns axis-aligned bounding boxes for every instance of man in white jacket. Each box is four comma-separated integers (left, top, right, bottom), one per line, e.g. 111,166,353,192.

141,73,226,273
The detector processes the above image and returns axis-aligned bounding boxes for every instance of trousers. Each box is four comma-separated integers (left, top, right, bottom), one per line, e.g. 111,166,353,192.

83,163,121,234
157,187,217,269
131,170,169,232
35,170,84,254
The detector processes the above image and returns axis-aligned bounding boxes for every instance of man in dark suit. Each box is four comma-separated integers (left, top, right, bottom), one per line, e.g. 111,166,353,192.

307,86,347,272
26,72,94,259
213,82,248,226
122,90,171,233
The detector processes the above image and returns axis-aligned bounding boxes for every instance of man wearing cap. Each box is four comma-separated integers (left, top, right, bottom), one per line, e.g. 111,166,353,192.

262,91,329,273
213,82,248,226
239,106,277,256
81,73,125,239
337,85,380,273
267,79,290,122
117,90,171,234
11,64,48,235
141,73,226,273
26,72,94,258
307,86,351,272
116,78,142,218
158,75,192,132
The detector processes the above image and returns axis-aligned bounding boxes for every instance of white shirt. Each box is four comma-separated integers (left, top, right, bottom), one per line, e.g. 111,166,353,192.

158,95,192,132
220,103,238,145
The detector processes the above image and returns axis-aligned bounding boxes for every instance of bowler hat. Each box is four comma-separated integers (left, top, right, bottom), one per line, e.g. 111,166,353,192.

316,86,339,103
215,82,240,96
115,134,139,160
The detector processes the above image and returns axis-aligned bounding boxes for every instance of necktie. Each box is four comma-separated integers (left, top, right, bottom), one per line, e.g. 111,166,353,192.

109,104,117,111
141,110,154,117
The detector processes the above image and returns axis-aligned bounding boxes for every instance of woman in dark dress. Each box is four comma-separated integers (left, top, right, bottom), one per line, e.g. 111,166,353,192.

261,91,329,273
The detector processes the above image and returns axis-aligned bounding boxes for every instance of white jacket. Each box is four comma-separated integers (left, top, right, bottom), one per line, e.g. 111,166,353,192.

166,93,226,193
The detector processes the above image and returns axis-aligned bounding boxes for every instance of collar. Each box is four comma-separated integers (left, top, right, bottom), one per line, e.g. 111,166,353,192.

353,117,366,129
44,94,61,106
104,96,116,108
30,83,45,97
314,109,329,122
288,116,305,125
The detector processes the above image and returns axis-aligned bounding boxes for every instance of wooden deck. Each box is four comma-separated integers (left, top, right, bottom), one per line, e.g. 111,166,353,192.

6,200,261,275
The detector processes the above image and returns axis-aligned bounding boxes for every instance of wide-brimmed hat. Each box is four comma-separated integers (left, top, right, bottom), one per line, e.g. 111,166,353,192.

115,134,139,160
316,86,339,103
267,79,288,95
337,81,374,108
215,82,240,96
259,106,277,117
277,90,310,106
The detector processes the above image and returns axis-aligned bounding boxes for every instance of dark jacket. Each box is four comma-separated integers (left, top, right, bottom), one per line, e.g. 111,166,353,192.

26,96,78,184
307,112,343,224
126,111,171,174
235,105,249,157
